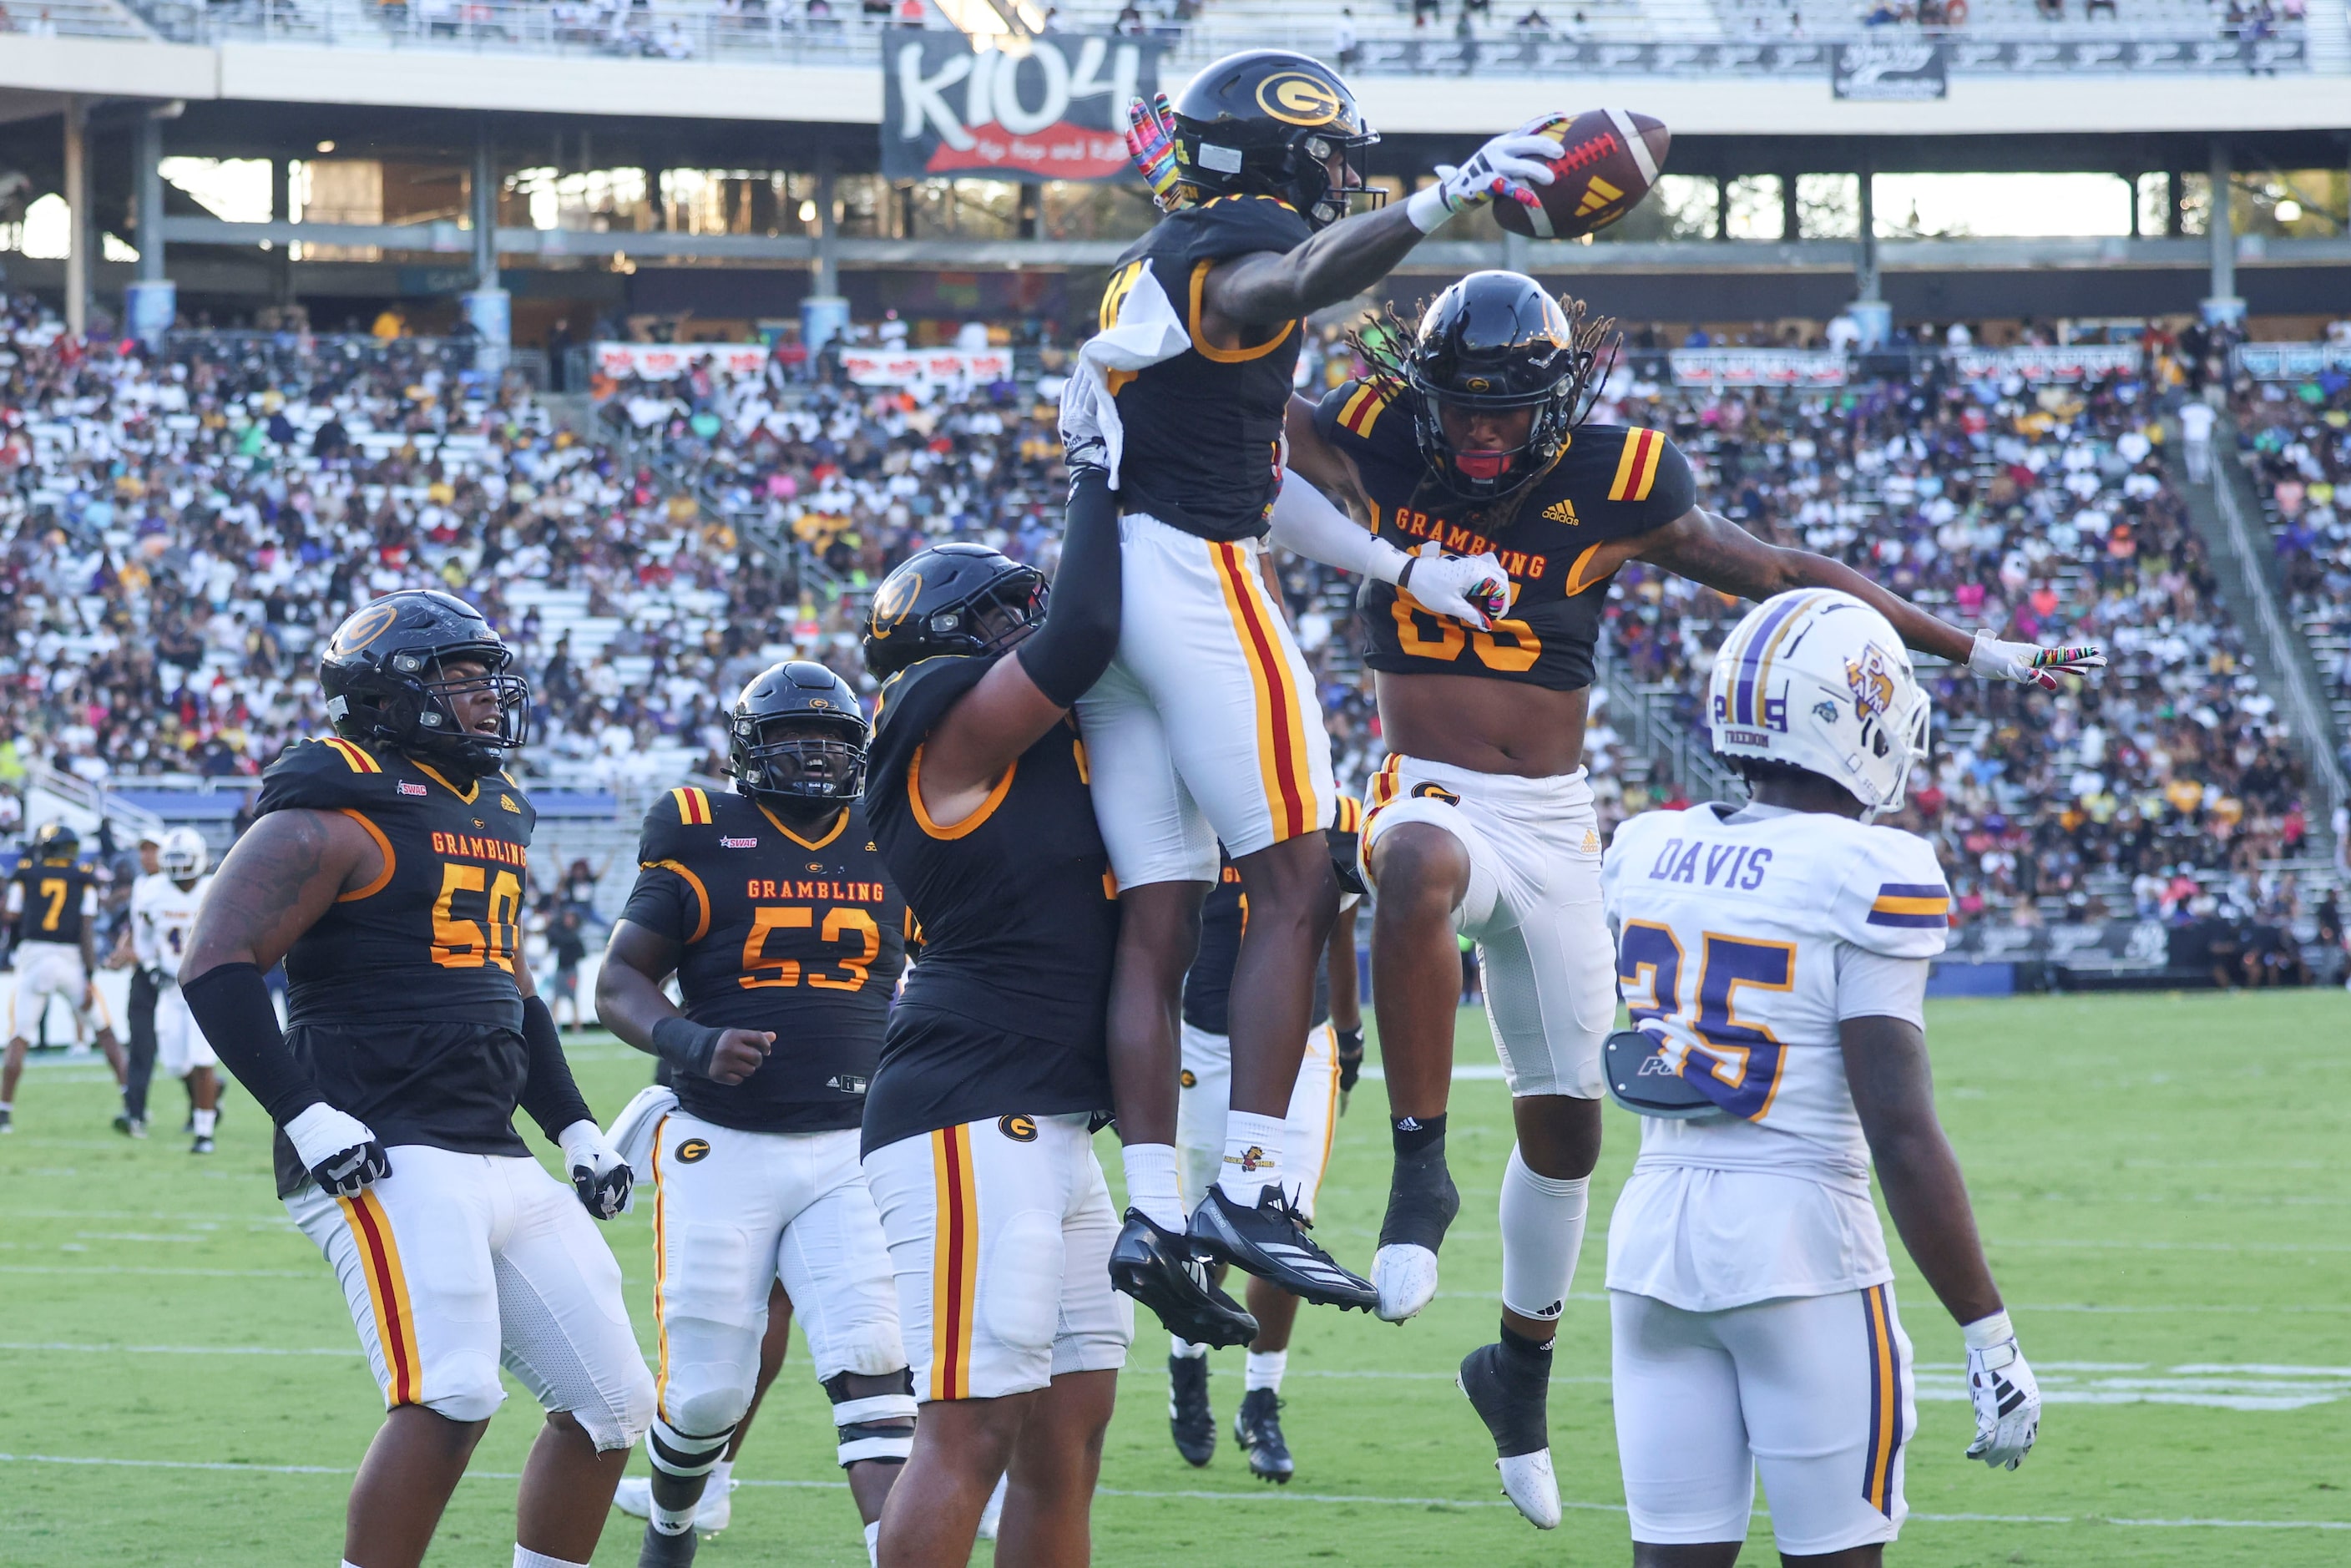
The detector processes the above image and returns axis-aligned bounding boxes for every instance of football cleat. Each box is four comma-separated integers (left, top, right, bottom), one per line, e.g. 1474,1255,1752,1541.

1167,1354,1216,1467
1233,1388,1294,1484
191,1134,215,1156
1188,1186,1377,1312
635,1520,699,1566
1373,1148,1459,1321
614,1476,734,1533
1110,1210,1259,1348
1458,1340,1560,1530
0,1107,13,1134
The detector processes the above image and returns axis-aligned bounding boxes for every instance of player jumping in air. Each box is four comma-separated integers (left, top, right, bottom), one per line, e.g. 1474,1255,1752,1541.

1281,271,2098,1526
2,821,131,1130
597,660,916,1568
1601,589,2041,1563
1076,48,1570,1339
854,434,1130,1566
181,589,651,1568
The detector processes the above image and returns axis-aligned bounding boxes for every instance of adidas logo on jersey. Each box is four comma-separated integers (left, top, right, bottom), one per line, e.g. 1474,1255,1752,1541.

1543,498,1580,526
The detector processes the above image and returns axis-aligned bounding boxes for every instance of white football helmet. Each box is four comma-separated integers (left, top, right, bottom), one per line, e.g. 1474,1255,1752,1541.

159,827,209,881
1707,589,1929,818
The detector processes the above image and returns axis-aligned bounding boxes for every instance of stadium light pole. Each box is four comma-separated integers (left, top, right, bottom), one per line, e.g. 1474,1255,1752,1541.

61,95,86,339
2204,135,2243,327
127,107,176,350
466,116,511,375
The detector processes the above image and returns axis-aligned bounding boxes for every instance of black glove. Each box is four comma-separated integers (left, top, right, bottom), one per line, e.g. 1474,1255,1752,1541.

286,1103,393,1196
1336,1026,1365,1112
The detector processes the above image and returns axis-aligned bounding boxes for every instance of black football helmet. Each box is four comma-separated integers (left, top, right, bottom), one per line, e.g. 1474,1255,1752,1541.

729,660,868,808
1407,271,1598,502
31,822,78,864
1171,50,1381,230
862,544,1048,682
318,589,530,779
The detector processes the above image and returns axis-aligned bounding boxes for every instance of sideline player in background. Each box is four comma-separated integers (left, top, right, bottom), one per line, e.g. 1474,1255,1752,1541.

1,821,129,1131
115,829,220,1152
1601,590,2041,1564
180,589,650,1568
597,660,914,1568
1284,271,2100,1526
856,446,1130,1566
109,831,174,1137
1166,801,1363,1484
1075,53,1567,1324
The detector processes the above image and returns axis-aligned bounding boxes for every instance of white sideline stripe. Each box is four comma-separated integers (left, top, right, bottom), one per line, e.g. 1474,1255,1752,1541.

0,1266,318,1279
1357,1065,1508,1081
3,1453,2347,1531
0,1342,361,1358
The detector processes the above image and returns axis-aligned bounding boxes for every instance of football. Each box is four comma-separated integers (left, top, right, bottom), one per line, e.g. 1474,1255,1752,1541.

1493,108,1672,240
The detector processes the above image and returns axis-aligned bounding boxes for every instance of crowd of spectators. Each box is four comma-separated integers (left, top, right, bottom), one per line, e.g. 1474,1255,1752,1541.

0,291,2336,954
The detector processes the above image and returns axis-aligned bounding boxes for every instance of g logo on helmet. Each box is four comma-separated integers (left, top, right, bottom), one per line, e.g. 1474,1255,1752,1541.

999,1114,1038,1142
870,571,923,638
1256,72,1342,128
331,600,401,655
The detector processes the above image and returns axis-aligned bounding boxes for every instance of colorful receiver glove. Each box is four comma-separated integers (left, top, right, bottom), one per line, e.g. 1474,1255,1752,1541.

1126,92,1189,212
1967,630,2108,691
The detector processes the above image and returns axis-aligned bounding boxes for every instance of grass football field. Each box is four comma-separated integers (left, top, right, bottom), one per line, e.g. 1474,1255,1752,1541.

4,989,2348,1566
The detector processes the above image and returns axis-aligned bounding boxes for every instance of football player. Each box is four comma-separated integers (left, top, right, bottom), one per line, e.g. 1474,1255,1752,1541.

1601,590,2041,1564
1165,803,1363,1484
114,828,220,1152
1281,270,2099,1526
1075,51,1567,1324
855,453,1130,1566
180,589,651,1568
1,821,130,1131
596,660,914,1568
107,831,167,1138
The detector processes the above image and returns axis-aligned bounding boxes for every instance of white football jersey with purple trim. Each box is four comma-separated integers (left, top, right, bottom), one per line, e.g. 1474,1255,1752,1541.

1600,801,1950,1311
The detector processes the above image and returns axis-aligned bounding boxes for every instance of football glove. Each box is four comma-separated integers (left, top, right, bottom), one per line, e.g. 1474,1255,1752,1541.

1963,1312,2041,1470
1335,1026,1365,1113
1125,92,1189,213
559,1120,633,1222
1405,123,1564,234
1967,630,2107,691
1058,370,1111,477
1403,549,1510,630
285,1102,392,1196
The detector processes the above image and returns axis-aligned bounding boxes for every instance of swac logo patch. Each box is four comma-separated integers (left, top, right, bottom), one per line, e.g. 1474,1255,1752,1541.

330,600,400,654
1180,1070,1198,1089
999,1115,1038,1142
1411,782,1461,806
675,1138,712,1163
870,571,923,635
397,781,428,797
1255,72,1342,127
720,836,758,848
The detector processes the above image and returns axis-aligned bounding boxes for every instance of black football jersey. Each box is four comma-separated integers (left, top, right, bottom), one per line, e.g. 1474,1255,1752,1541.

860,654,1120,1153
1181,859,1332,1039
1316,380,1697,691
1099,195,1314,543
621,786,908,1136
9,857,100,946
253,737,541,1191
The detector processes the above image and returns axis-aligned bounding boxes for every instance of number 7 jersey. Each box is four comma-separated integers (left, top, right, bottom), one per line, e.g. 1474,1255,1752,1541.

1599,802,1950,1310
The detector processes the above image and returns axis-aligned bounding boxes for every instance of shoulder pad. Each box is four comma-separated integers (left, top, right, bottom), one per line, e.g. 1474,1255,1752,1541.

1175,195,1313,263
640,786,718,862
1835,824,1951,959
1318,377,1405,448
255,736,389,815
866,655,994,810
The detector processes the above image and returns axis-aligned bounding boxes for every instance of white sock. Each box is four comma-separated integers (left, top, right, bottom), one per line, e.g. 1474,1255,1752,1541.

705,1456,734,1495
1244,1348,1287,1393
864,1519,881,1565
650,1488,700,1535
1498,1141,1590,1323
1169,1334,1209,1359
1218,1110,1285,1202
514,1548,590,1568
193,1108,218,1136
1121,1142,1186,1231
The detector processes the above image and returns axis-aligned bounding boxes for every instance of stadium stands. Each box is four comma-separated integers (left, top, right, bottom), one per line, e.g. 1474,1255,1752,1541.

2232,346,2351,775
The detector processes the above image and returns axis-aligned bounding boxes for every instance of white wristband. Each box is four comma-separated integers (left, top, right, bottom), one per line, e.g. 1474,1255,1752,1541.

1962,1309,2015,1351
1404,184,1453,235
557,1119,604,1169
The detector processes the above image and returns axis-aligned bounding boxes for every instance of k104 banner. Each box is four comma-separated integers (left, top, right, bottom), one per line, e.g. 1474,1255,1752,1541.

883,29,1164,182
1669,349,1851,389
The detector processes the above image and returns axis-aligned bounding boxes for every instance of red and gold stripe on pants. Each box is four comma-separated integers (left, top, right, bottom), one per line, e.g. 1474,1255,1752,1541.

337,1189,423,1407
928,1123,980,1401
1209,541,1319,845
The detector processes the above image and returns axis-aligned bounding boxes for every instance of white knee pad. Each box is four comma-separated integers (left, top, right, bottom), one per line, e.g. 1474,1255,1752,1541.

584,1359,658,1454
827,1370,917,1467
661,1373,756,1442
1498,1143,1590,1323
421,1351,507,1425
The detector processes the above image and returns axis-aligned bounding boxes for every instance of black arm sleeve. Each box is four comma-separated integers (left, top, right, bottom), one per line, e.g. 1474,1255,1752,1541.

1015,467,1123,709
181,962,325,1125
517,994,596,1141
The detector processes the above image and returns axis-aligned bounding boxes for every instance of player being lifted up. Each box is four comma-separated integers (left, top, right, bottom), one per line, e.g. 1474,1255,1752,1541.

181,589,650,1568
597,660,915,1568
1078,49,1565,1336
1,821,131,1132
1281,271,2100,1526
1601,590,2041,1565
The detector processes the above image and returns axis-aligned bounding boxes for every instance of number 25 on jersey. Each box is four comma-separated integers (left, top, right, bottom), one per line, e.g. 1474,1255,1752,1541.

1618,923,1795,1121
